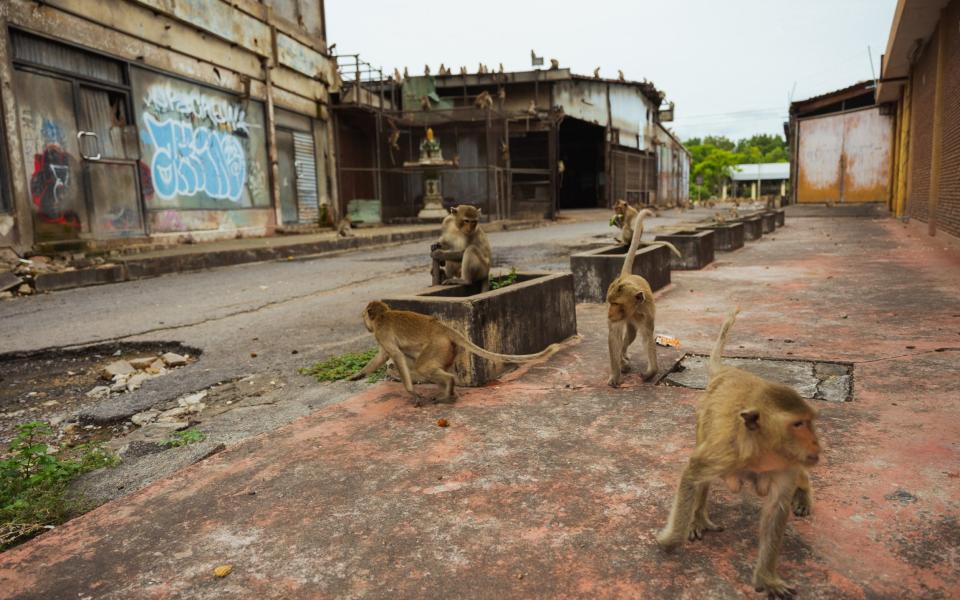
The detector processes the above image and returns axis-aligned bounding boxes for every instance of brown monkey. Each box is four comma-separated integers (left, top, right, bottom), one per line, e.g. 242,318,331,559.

475,90,494,110
349,301,562,404
606,208,660,387
336,216,354,238
549,58,559,70
613,199,639,243
432,205,491,291
593,66,601,79
656,308,820,599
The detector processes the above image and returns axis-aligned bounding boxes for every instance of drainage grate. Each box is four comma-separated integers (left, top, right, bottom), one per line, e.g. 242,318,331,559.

660,354,854,402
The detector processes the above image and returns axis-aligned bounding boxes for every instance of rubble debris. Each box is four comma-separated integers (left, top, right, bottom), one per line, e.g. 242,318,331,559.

101,360,136,380
161,352,188,367
86,386,111,399
128,356,158,369
130,411,159,426
126,373,151,392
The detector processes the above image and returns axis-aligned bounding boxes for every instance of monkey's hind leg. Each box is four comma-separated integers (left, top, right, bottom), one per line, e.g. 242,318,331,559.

656,461,705,550
688,481,724,541
792,468,813,517
607,320,627,388
639,319,659,380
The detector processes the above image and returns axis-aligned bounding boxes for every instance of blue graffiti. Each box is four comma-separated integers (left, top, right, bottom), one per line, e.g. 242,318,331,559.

141,113,246,202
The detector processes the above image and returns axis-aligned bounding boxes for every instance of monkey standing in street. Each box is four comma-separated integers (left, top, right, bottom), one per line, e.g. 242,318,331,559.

432,205,491,291
348,301,562,404
605,208,660,387
656,308,821,599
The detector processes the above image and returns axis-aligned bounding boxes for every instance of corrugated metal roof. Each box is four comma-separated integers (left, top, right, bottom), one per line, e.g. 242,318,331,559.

728,163,790,181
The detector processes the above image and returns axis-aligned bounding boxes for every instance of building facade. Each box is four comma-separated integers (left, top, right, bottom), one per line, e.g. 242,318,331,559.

332,67,689,224
878,0,960,239
0,0,339,254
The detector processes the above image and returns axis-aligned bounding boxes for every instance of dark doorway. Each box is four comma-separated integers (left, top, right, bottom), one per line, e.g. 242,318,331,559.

559,118,605,209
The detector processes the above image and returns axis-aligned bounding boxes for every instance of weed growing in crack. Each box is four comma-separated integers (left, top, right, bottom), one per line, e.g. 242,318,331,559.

0,421,117,549
490,267,519,290
161,428,206,448
299,349,386,383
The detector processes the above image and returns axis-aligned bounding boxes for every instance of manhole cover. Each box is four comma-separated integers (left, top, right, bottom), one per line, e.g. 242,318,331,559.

661,354,853,402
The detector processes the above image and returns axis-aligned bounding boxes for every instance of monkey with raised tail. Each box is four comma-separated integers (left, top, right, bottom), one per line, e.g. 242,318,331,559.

348,301,563,404
432,205,491,292
605,208,661,387
656,308,821,599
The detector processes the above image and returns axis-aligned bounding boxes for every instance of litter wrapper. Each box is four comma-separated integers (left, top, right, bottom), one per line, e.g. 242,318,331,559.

655,335,680,348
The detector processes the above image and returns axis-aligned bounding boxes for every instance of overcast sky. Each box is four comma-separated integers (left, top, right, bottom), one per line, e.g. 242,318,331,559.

326,0,898,142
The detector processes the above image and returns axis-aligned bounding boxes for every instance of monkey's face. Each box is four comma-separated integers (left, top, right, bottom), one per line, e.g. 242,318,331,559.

614,201,628,216
785,415,821,466
456,207,480,234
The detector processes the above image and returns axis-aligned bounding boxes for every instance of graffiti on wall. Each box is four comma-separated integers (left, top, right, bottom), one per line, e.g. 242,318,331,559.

28,118,80,227
132,68,269,213
142,113,247,202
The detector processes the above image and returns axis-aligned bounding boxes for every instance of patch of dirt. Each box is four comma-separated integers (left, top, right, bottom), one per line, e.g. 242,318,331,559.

0,342,199,447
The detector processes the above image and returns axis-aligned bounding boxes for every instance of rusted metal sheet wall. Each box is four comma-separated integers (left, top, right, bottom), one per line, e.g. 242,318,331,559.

553,80,607,127
797,107,893,203
608,85,653,151
553,80,656,151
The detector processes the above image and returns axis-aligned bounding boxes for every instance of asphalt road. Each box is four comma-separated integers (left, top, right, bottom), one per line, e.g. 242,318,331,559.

0,217,620,397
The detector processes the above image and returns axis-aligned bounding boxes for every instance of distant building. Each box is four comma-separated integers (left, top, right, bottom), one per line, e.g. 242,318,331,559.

726,163,790,200
787,81,894,206
332,66,689,223
877,0,960,239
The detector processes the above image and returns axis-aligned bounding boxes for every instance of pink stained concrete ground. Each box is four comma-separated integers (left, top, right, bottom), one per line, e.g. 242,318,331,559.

1,215,958,599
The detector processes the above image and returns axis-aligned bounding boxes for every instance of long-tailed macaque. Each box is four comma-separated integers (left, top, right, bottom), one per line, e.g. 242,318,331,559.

656,308,820,599
606,208,660,387
613,199,639,243
432,205,491,291
349,301,562,404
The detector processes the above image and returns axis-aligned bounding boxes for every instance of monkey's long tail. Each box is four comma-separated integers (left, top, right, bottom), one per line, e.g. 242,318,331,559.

709,306,741,377
621,209,655,277
644,240,682,258
441,324,564,363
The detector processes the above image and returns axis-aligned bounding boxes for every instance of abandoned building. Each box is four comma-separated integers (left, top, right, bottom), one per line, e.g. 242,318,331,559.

878,0,960,239
787,80,893,206
333,64,689,224
0,0,339,254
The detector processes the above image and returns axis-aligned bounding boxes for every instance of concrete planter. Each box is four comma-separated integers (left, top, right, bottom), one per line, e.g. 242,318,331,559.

382,271,577,386
695,222,744,252
569,243,672,303
735,215,764,241
759,211,776,233
654,230,715,270
773,208,785,227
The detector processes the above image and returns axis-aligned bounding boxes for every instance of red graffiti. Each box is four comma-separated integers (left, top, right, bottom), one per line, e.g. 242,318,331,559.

30,144,80,227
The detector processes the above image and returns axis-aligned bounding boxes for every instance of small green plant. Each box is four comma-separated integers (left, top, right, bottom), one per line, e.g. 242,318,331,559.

299,349,386,383
1,421,117,549
490,267,519,290
161,428,206,448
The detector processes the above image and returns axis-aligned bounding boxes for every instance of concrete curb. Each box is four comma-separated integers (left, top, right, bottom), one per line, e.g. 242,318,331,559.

30,219,546,293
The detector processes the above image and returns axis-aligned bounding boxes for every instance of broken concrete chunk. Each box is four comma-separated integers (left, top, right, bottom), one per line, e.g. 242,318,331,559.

157,406,190,421
101,360,136,380
178,391,208,407
16,283,33,295
129,356,158,370
131,410,159,426
126,372,151,392
0,271,22,292
85,386,111,399
161,352,188,367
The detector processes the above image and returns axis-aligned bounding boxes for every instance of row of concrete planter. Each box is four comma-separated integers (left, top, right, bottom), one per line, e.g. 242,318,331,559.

378,209,784,387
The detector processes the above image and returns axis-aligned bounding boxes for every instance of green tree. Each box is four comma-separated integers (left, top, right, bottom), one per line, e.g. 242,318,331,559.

684,133,788,199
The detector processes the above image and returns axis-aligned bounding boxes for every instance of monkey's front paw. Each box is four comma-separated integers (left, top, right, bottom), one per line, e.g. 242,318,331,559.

641,368,658,381
754,577,797,599
607,375,621,388
620,359,631,373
